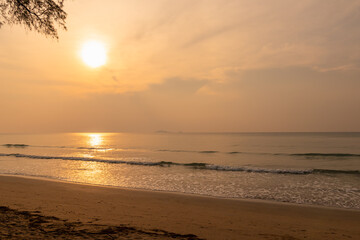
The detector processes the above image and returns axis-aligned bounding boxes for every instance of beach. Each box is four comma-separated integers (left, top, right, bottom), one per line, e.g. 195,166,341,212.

0,175,359,240
1,0,360,238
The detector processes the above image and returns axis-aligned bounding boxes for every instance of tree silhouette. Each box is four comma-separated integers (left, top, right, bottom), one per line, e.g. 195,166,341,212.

0,0,67,39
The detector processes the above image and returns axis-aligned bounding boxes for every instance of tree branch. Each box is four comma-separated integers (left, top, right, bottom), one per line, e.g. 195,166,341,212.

15,0,45,27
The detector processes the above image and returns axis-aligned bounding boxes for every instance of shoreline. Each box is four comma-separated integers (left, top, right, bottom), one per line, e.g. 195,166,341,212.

1,173,359,212
1,175,360,239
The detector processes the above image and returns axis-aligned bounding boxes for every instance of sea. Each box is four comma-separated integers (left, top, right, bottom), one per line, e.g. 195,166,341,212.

0,132,359,209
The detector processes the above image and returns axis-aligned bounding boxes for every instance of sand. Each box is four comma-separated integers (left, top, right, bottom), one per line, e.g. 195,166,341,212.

0,175,359,239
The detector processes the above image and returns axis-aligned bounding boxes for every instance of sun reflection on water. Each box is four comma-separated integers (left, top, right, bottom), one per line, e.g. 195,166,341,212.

60,133,124,184
88,133,103,147
74,133,109,159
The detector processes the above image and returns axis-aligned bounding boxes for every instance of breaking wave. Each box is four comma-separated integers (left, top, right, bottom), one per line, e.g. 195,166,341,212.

2,144,359,158
158,149,218,154
0,153,359,175
2,144,29,148
290,153,360,157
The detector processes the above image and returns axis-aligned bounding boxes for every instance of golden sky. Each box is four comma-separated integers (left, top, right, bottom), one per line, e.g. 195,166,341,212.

0,0,359,133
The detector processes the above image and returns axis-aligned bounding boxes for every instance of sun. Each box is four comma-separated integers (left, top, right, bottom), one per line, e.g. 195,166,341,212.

81,40,107,68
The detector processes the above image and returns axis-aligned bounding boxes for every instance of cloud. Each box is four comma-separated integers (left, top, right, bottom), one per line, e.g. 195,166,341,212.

114,0,360,89
5,0,360,96
182,24,238,48
147,78,208,95
1,0,360,132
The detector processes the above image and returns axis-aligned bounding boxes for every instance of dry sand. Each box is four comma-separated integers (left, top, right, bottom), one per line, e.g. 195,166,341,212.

0,175,359,240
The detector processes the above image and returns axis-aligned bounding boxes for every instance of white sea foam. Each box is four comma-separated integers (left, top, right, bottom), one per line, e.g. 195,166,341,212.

0,152,358,175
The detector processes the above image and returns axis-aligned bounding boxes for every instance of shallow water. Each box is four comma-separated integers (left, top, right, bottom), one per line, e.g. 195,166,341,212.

0,132,359,209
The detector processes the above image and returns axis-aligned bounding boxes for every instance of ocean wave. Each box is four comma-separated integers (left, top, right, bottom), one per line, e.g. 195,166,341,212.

313,169,360,174
2,144,29,148
0,153,359,175
76,147,113,151
158,149,218,154
1,144,115,151
290,153,360,157
158,149,360,158
227,151,242,154
158,149,192,153
2,144,359,158
199,151,218,154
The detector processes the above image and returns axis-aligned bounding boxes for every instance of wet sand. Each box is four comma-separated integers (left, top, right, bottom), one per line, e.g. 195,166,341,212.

0,175,359,239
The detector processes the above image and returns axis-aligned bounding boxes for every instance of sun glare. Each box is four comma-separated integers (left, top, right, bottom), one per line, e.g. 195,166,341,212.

88,133,103,147
81,40,107,68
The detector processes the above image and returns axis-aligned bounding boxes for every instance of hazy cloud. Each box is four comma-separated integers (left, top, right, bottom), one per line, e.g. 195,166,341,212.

1,0,359,132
